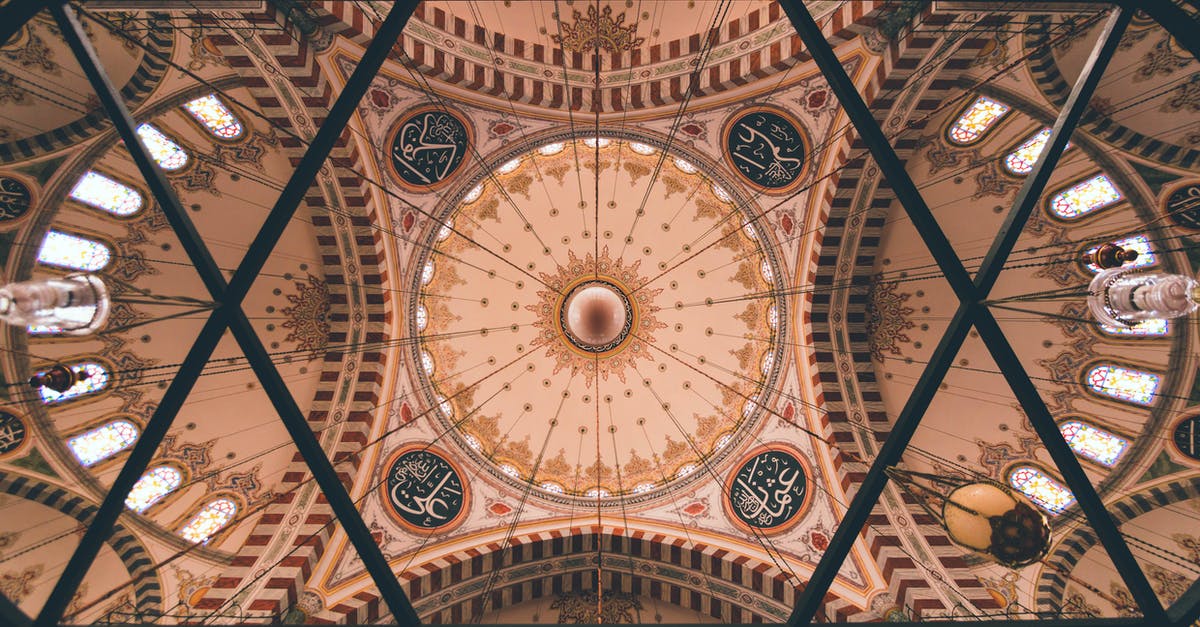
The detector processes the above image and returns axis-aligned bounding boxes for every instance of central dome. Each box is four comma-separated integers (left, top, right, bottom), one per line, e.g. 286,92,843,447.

560,280,633,352
410,136,787,504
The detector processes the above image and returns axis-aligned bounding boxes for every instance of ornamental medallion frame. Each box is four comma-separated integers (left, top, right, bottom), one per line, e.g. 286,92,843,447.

1160,179,1200,232
379,443,471,534
0,411,31,459
722,443,814,536
0,173,36,227
720,104,812,196
1169,413,1200,464
385,104,474,192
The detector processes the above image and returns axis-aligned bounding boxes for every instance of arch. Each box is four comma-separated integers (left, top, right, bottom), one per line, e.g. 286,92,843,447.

0,473,162,615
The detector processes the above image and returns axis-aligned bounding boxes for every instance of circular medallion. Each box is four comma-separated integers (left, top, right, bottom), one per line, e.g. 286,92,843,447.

1163,181,1200,231
723,107,809,193
1172,415,1200,462
381,445,468,531
0,177,32,223
387,107,470,189
558,278,635,355
726,447,810,532
0,411,28,456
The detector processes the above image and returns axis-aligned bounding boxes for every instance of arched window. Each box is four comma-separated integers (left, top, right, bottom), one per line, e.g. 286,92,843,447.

946,96,1010,145
1003,128,1071,176
179,497,238,544
1085,364,1160,406
1084,235,1155,273
1100,319,1169,337
1008,466,1075,513
37,230,112,271
67,419,138,466
69,171,143,216
182,94,244,140
1059,420,1129,467
135,124,189,171
36,361,110,404
125,465,182,512
1049,174,1123,220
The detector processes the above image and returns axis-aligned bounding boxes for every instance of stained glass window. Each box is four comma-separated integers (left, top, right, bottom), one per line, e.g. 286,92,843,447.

67,419,138,466
1086,364,1160,405
179,497,238,544
37,362,110,404
416,304,428,331
629,142,656,155
1009,466,1075,513
69,171,143,216
1059,420,1129,467
760,258,774,283
538,143,564,156
1003,128,1070,176
947,96,1011,145
182,95,244,140
421,261,434,285
1049,174,1123,220
712,184,733,204
135,124,189,171
674,158,698,174
1085,235,1155,273
1100,319,1169,337
125,465,182,512
542,481,565,494
37,230,112,271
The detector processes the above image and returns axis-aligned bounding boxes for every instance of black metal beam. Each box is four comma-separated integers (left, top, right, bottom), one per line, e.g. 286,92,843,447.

0,0,42,49
0,590,31,627
778,2,1157,624
1168,573,1200,627
36,2,421,625
1138,0,1200,65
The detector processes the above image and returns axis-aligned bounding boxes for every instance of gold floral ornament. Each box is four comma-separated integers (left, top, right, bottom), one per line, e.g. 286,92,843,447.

527,247,664,387
552,4,645,54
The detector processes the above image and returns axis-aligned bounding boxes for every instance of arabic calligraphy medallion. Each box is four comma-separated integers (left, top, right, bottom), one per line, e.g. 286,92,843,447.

382,445,468,532
388,107,471,190
1164,181,1200,231
0,411,28,456
0,177,32,223
726,447,810,532
722,107,809,193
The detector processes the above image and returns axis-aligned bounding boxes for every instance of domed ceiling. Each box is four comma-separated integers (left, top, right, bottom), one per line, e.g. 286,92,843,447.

1,1,1198,625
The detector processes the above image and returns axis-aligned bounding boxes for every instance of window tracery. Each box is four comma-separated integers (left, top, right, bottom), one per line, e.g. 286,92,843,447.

125,465,182,512
182,94,244,140
1099,319,1169,337
1003,128,1070,175
67,419,138,466
1085,364,1159,405
69,171,143,216
1049,174,1122,220
135,124,189,171
1059,420,1128,467
36,361,110,404
36,230,112,271
1008,465,1075,513
946,96,1010,145
179,497,238,544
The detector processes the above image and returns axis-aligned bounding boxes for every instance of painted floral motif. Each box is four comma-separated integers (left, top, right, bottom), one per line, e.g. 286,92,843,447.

0,564,41,603
527,247,664,387
551,590,643,623
280,274,330,360
865,276,916,361
552,4,644,53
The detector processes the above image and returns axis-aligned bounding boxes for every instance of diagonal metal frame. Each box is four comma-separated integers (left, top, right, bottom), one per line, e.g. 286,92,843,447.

16,1,422,625
779,1,1187,625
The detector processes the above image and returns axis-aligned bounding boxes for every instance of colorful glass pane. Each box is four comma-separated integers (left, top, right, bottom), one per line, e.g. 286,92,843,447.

1086,364,1160,405
179,498,238,544
1059,420,1128,467
67,419,138,466
69,171,143,216
1050,175,1122,219
38,362,109,404
1004,128,1070,176
1085,235,1155,273
947,96,1010,145
37,230,112,271
1100,318,1169,337
182,95,244,140
1009,466,1075,513
125,465,182,512
135,124,189,171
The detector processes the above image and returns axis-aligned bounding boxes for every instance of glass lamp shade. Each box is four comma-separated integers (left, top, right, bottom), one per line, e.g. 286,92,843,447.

1088,269,1198,328
0,274,109,335
943,482,1051,568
